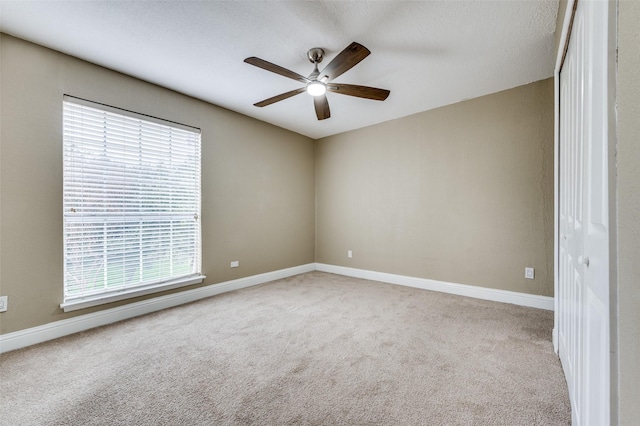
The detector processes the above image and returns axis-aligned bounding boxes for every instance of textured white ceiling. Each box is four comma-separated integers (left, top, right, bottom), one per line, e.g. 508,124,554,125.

0,1,558,139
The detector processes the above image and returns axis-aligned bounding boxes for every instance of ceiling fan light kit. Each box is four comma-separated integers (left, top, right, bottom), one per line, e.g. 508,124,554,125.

244,42,390,121
306,81,326,97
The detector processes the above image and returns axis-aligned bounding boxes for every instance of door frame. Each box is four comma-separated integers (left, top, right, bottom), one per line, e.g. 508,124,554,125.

553,0,618,423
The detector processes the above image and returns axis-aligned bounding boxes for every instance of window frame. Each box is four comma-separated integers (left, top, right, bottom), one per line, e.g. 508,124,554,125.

60,96,205,312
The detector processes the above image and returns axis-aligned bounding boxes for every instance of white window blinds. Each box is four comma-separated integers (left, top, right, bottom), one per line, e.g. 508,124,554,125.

62,96,202,306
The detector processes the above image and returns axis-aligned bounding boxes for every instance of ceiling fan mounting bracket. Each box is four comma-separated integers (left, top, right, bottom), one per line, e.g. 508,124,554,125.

307,48,325,64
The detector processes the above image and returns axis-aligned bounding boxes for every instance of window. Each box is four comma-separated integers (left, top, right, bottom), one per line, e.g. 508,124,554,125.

62,96,203,311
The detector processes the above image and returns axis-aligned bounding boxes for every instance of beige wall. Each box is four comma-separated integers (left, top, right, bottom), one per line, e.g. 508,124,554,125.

616,0,640,422
315,79,555,296
0,34,315,334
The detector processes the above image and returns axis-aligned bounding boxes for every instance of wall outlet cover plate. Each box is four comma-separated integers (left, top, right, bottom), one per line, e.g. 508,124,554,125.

525,268,535,279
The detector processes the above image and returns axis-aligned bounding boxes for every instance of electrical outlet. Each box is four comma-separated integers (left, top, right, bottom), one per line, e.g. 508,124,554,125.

525,267,535,280
0,296,7,312
347,250,353,258
230,261,239,268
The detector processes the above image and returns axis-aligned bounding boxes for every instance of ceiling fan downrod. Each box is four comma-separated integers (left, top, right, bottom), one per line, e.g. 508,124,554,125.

306,48,326,95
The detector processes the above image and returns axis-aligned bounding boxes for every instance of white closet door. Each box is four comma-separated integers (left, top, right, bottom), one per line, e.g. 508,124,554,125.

558,1,610,425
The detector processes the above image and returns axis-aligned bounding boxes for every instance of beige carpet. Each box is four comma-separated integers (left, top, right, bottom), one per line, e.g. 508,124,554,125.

0,271,570,425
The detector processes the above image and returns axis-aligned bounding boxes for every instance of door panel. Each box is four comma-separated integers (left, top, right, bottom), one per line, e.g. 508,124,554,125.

558,1,610,425
582,1,610,424
585,289,608,425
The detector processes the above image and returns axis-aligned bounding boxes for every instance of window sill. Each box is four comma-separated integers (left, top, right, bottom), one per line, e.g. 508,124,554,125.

60,275,206,312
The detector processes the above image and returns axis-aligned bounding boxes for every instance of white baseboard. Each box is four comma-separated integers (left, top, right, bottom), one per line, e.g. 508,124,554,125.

1,262,554,353
0,263,315,354
316,263,554,311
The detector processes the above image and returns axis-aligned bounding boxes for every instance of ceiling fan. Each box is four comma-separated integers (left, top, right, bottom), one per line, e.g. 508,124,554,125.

244,42,390,121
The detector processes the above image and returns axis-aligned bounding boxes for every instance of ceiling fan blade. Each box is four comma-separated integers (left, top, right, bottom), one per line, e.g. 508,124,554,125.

327,84,390,101
314,95,330,120
244,57,310,84
319,42,370,81
254,88,306,107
